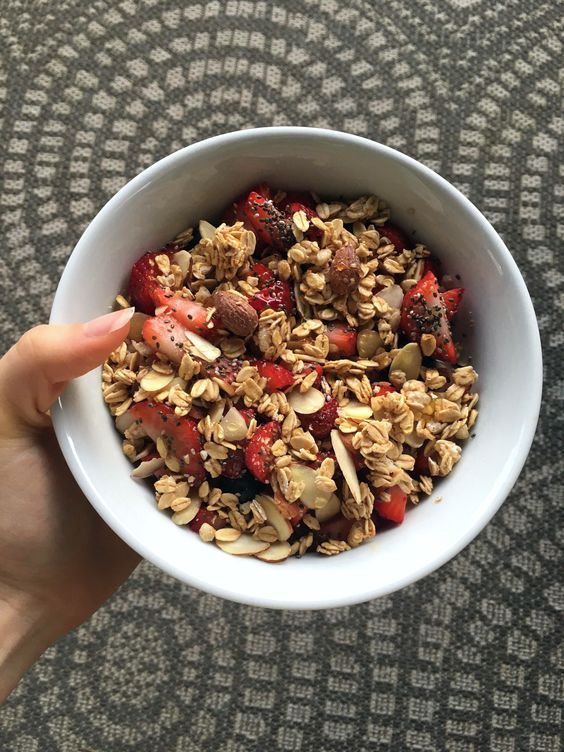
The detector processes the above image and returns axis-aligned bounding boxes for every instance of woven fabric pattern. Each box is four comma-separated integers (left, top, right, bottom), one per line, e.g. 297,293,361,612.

0,2,562,750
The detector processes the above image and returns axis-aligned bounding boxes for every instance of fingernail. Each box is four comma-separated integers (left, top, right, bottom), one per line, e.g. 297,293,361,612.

83,307,135,338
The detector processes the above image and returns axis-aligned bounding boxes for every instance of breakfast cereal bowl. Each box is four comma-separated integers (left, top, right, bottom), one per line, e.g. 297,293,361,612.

50,127,542,609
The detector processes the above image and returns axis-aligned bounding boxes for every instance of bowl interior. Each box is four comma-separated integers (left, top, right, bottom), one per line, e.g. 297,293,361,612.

51,129,541,609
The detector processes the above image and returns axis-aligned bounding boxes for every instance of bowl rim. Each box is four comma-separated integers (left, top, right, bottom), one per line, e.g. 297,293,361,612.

50,126,543,609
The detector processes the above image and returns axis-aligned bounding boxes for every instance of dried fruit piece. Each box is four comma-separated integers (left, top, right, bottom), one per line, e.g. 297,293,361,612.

299,397,338,438
330,430,362,503
287,387,326,415
212,290,258,337
244,421,280,482
328,244,361,295
356,329,382,359
326,322,358,358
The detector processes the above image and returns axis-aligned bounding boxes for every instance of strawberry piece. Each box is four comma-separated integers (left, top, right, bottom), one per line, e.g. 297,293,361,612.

274,493,305,527
242,191,294,251
379,223,409,253
129,402,205,484
318,514,354,541
276,190,316,212
199,356,244,383
189,507,227,533
152,287,221,340
222,199,251,229
442,287,464,321
303,363,323,388
400,271,456,364
142,315,188,364
128,250,173,314
338,433,365,471
221,448,246,479
326,322,358,358
238,407,256,426
249,279,294,314
373,382,397,397
244,421,280,483
252,262,276,288
373,485,407,524
253,182,273,200
255,360,294,392
299,398,338,439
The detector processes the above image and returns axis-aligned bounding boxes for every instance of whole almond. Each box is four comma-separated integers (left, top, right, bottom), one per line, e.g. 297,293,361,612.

328,244,361,295
212,290,258,337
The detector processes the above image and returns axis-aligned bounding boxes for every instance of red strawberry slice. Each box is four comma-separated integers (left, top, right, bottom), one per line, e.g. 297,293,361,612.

326,322,358,358
142,315,188,363
299,398,338,439
189,507,227,533
129,401,205,484
251,262,276,288
244,421,280,483
221,448,246,479
249,279,294,314
222,199,252,229
442,287,464,321
318,514,354,541
255,360,295,392
373,485,407,524
152,287,221,340
242,191,295,251
400,271,456,364
238,407,256,426
276,190,317,212
373,382,397,397
128,250,174,314
274,492,305,527
379,223,410,253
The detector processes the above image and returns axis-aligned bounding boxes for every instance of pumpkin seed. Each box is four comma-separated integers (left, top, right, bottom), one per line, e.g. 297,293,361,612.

389,343,422,381
357,329,382,358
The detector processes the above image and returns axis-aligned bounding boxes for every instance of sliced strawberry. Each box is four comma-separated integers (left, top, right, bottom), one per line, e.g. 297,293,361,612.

199,356,244,383
303,363,323,388
189,507,227,533
255,360,295,392
242,191,294,251
142,315,188,364
299,398,338,439
253,182,273,200
326,322,358,358
128,250,173,314
379,223,409,253
249,279,294,314
442,287,464,321
222,199,251,229
244,421,280,483
276,190,316,212
318,514,354,541
251,262,276,288
238,407,256,426
152,287,221,340
221,448,246,479
373,485,407,524
274,493,305,528
129,402,205,484
338,433,365,471
373,382,397,397
400,271,456,364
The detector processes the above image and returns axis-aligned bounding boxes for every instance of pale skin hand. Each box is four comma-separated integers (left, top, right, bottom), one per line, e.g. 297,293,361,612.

0,309,141,702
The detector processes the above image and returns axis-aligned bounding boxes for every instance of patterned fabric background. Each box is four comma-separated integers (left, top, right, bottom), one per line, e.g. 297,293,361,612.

1,1,562,750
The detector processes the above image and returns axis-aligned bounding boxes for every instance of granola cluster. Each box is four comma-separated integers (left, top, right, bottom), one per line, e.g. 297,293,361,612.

103,190,478,562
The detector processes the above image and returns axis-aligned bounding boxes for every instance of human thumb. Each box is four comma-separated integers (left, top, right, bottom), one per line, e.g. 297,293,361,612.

0,308,134,433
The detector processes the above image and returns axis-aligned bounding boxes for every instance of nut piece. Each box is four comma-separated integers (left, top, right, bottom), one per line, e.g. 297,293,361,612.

328,244,361,295
287,387,326,415
212,290,259,337
420,333,436,357
389,342,422,381
255,541,291,562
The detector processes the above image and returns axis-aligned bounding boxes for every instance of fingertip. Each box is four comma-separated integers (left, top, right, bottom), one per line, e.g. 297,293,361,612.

83,308,135,338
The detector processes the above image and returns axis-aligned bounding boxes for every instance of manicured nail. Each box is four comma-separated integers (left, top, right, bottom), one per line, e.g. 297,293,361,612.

83,307,135,338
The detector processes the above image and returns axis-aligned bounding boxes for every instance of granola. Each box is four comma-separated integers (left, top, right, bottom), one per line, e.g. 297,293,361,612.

103,185,478,562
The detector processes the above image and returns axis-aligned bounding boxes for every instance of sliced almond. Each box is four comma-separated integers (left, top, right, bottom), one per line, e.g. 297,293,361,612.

199,219,216,240
404,429,425,448
216,534,269,556
287,387,326,415
389,342,422,381
214,527,242,542
115,409,135,434
130,456,166,479
256,495,292,541
255,541,291,563
129,312,149,341
220,406,248,441
171,497,201,525
316,493,340,523
375,283,404,309
173,250,191,278
140,370,175,394
338,401,373,421
185,330,222,362
288,464,331,510
331,430,361,503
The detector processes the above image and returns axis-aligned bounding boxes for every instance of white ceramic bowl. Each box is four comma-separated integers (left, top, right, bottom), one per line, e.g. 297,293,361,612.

50,127,542,609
